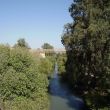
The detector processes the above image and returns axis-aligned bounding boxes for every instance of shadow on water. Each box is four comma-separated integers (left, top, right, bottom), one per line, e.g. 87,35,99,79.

48,63,89,110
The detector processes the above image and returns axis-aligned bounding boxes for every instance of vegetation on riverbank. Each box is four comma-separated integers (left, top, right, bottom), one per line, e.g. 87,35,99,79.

0,40,55,110
56,54,67,78
61,0,110,109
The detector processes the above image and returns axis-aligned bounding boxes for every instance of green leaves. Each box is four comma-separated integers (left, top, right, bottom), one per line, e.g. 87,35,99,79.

9,47,33,72
57,54,67,75
41,43,53,49
0,45,10,75
0,45,51,110
38,58,54,75
62,0,110,109
14,38,30,49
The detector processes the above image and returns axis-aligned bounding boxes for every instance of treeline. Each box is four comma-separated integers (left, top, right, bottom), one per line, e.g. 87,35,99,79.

0,39,55,110
61,0,110,109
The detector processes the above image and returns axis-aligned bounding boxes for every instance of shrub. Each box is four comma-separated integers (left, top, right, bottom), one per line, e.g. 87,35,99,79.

0,45,50,110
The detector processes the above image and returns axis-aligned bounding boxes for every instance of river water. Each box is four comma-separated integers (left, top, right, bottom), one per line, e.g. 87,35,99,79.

49,64,87,110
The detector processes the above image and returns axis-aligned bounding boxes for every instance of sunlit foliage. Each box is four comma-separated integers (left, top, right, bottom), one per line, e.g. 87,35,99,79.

0,44,54,110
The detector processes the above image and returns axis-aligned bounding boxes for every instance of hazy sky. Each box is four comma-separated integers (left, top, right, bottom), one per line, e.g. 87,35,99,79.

0,0,72,49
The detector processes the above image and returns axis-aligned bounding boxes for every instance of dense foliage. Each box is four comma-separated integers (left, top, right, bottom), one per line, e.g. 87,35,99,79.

56,54,67,75
38,56,55,76
41,43,54,49
0,44,54,110
61,0,110,109
14,38,30,49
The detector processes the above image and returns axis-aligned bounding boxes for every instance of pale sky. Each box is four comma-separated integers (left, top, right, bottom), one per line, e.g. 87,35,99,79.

0,0,72,49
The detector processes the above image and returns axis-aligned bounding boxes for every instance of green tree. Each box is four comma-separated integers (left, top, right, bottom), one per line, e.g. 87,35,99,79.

14,38,30,49
0,45,50,110
38,58,54,75
41,43,55,56
57,53,67,75
41,43,53,49
0,45,10,75
62,0,110,109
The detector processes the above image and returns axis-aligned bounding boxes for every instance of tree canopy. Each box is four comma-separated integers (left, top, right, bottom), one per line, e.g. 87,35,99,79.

41,43,54,49
14,38,30,49
0,44,54,110
61,0,110,109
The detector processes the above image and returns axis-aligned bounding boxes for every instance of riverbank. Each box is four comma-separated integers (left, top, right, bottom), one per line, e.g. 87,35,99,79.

49,64,88,110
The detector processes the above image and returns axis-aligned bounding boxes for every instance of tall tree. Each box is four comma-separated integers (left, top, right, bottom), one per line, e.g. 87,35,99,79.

62,0,110,109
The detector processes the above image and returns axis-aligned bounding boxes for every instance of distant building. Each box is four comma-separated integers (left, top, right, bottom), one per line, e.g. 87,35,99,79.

30,48,66,58
39,52,46,58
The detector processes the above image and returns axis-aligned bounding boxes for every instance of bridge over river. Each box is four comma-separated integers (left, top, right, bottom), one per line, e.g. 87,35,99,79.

49,63,89,110
30,48,66,57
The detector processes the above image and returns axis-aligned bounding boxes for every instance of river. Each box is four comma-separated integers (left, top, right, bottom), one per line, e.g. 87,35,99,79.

49,63,88,110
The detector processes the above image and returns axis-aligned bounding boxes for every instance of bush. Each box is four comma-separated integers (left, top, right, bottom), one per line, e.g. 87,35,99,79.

38,56,55,76
0,45,50,110
57,53,67,75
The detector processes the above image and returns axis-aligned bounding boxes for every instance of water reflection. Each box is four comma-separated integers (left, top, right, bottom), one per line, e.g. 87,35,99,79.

49,63,88,110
